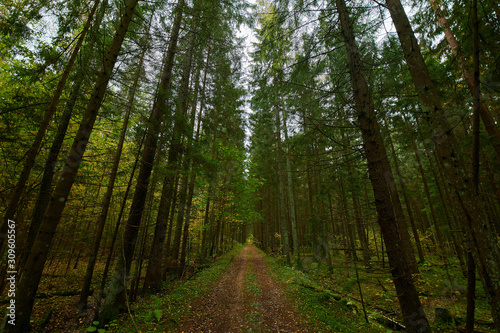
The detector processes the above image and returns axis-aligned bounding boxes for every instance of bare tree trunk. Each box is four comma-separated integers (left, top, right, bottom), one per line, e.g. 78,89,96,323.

194,42,211,264
339,170,355,266
0,0,101,250
335,0,430,331
180,49,206,274
282,107,300,264
19,77,84,273
1,0,139,331
410,116,464,260
78,22,149,309
411,138,442,248
385,124,424,263
467,0,480,329
100,132,144,292
164,176,180,259
130,199,152,302
299,105,314,257
466,251,476,333
168,4,199,265
429,0,500,160
274,104,291,264
352,190,371,266
147,1,198,286
386,0,500,327
136,0,185,293
102,2,185,317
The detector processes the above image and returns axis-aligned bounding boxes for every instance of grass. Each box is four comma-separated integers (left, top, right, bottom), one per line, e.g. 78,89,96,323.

243,251,263,332
102,243,244,332
245,272,262,296
258,248,387,333
262,246,494,333
93,242,495,332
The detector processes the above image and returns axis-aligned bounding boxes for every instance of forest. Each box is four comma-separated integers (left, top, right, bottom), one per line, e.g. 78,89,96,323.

0,0,499,332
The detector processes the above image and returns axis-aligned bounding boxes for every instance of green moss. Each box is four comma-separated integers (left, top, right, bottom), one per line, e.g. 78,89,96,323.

105,244,244,332
260,250,387,333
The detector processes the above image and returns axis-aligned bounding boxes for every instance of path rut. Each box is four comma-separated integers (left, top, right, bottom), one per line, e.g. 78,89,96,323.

179,244,308,332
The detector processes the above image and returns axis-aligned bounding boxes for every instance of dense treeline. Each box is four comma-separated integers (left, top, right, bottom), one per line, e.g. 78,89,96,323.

248,0,499,332
0,0,499,332
1,0,254,331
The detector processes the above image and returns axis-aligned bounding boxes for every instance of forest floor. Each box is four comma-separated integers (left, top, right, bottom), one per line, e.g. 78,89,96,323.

2,242,495,332
179,243,308,332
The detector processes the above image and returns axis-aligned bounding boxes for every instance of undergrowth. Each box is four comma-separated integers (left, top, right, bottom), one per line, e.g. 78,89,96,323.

260,247,494,333
102,243,244,332
259,249,387,333
244,255,263,332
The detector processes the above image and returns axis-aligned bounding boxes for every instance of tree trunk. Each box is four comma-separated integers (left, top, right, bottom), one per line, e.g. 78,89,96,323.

467,0,480,328
17,76,85,278
341,130,371,266
137,0,185,293
102,0,185,315
429,0,500,160
466,251,476,333
149,3,198,283
339,171,354,266
411,138,442,249
130,198,152,302
335,0,430,331
0,0,101,250
1,0,139,331
164,175,180,260
274,104,291,263
352,190,371,266
78,22,148,309
180,47,207,274
385,124,424,263
168,3,199,265
194,42,211,263
282,106,300,264
386,0,500,327
100,132,144,292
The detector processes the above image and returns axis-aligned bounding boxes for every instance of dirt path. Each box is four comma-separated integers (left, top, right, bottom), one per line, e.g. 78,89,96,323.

179,244,308,332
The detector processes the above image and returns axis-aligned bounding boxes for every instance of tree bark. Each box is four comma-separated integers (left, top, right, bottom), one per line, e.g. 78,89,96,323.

385,124,424,263
274,104,291,264
171,3,199,261
18,76,84,277
466,0,480,329
411,138,442,247
335,0,430,331
16,0,110,282
466,251,476,333
429,0,500,161
78,22,149,309
100,132,144,292
282,106,300,264
102,1,185,312
0,0,101,250
180,45,207,274
385,0,500,327
147,0,198,286
1,0,139,331
135,0,185,293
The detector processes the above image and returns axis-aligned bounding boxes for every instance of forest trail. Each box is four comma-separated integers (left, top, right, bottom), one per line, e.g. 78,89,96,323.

179,244,308,332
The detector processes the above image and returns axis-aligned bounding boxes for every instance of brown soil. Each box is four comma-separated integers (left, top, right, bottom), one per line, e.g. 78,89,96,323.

179,243,308,332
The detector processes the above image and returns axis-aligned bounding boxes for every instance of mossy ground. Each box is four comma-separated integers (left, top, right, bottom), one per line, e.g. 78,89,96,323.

82,243,494,333
265,246,494,333
100,243,244,332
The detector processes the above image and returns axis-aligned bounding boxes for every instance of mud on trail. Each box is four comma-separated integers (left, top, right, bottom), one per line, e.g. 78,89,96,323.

179,244,308,332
